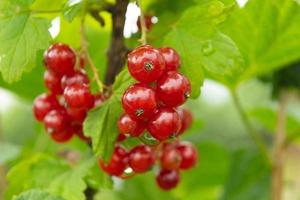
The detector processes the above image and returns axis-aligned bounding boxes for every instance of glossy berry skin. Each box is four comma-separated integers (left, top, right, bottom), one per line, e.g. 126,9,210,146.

147,108,182,141
177,108,193,134
44,70,63,94
137,15,154,31
160,145,182,170
44,109,70,134
50,128,73,143
128,145,155,173
159,47,180,71
118,114,145,137
94,93,106,107
44,43,76,76
63,84,94,109
176,141,198,170
61,70,89,89
117,134,127,142
128,45,165,83
156,169,180,190
122,83,157,121
67,107,87,123
157,71,191,107
72,123,90,142
99,145,128,176
33,93,60,121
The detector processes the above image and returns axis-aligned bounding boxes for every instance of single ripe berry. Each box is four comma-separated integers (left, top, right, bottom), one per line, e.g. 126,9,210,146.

176,141,198,170
67,107,87,123
176,108,193,134
122,83,157,121
63,84,94,109
128,45,165,83
118,114,145,137
44,109,70,134
156,169,180,190
50,128,73,143
160,145,182,170
159,47,180,71
147,108,182,141
33,93,60,121
61,70,89,89
157,71,191,107
128,145,155,173
72,123,90,142
137,15,154,31
44,43,76,76
117,134,127,142
44,70,63,94
99,145,128,176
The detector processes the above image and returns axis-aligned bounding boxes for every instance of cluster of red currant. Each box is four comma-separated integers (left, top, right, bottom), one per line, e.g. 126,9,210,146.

99,45,198,190
33,43,104,143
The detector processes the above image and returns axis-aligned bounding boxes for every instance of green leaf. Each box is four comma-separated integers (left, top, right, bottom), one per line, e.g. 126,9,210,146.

84,68,134,161
5,153,96,200
221,149,271,200
48,159,95,200
164,1,244,97
13,189,64,200
0,0,51,83
222,0,300,81
63,0,83,22
0,142,20,164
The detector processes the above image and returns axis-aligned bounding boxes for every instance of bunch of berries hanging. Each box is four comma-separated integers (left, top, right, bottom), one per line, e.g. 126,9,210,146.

33,43,104,143
99,45,198,190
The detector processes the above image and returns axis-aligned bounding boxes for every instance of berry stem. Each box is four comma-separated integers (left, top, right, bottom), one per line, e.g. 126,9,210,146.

230,89,271,166
80,0,105,93
136,0,147,45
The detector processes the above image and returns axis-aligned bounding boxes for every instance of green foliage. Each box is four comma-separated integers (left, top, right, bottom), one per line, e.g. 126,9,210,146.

63,0,83,22
0,142,20,165
0,0,51,83
221,149,271,200
13,189,64,200
84,69,134,162
164,1,244,97
5,153,101,200
222,0,300,81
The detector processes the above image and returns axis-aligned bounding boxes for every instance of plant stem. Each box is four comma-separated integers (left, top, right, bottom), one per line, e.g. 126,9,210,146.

271,92,288,200
105,0,129,84
136,0,147,45
230,89,271,165
80,0,104,93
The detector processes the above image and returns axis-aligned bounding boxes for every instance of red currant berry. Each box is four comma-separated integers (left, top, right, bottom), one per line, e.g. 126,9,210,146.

67,107,87,123
61,70,89,89
99,145,128,176
147,108,182,141
177,108,193,134
63,84,94,109
80,54,85,68
72,123,90,142
160,145,182,170
33,93,60,121
137,15,154,31
50,128,73,143
44,70,63,94
44,43,76,75
122,83,157,121
128,145,155,173
94,93,106,107
159,47,180,71
157,71,191,107
118,114,145,137
128,45,165,83
156,169,180,190
117,134,127,142
44,109,70,134
176,141,198,170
